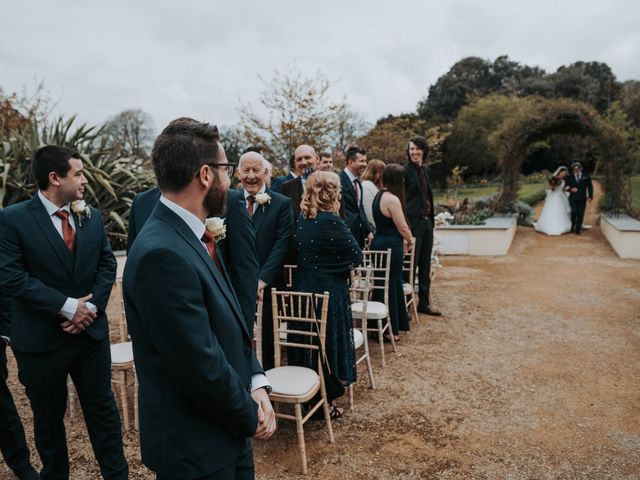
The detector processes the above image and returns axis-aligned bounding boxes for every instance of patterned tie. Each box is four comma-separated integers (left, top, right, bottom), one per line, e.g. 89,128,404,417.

201,230,223,273
54,210,75,252
353,179,360,204
247,195,255,216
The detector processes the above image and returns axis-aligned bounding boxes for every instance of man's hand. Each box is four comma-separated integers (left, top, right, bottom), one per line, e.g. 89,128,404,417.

252,387,276,440
367,232,374,245
571,187,578,193
587,197,593,203
69,294,97,331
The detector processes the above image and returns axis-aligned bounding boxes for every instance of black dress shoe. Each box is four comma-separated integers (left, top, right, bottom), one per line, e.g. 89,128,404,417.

418,305,442,316
15,466,39,480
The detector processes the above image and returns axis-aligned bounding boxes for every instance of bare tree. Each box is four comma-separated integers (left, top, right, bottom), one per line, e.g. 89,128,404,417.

238,67,365,168
103,109,155,158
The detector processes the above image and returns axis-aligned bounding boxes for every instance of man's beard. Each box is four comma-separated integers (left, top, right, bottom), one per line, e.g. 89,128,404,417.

203,181,227,217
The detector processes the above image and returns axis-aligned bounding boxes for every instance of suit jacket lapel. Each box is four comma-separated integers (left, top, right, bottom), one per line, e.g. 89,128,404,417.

155,204,252,339
252,202,266,234
27,196,74,277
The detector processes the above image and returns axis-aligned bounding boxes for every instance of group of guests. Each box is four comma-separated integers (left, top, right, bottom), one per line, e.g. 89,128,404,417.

0,116,441,480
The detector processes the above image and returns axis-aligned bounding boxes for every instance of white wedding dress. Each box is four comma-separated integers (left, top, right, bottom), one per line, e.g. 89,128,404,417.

534,181,572,236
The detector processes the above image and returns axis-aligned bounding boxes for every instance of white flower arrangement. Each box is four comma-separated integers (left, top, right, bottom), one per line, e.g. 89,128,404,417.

434,212,454,228
255,192,271,212
205,217,226,242
71,200,91,226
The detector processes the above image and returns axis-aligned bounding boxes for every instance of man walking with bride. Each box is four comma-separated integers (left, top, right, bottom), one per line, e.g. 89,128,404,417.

535,162,593,236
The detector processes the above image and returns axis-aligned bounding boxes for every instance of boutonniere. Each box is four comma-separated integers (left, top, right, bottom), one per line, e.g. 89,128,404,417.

205,217,226,243
71,200,91,226
255,192,271,213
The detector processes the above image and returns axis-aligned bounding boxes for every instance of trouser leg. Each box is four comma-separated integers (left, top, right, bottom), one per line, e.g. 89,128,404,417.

14,342,72,480
0,343,38,478
413,219,433,308
70,335,127,480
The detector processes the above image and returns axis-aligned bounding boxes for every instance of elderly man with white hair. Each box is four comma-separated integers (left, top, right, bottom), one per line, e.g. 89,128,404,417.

236,151,293,369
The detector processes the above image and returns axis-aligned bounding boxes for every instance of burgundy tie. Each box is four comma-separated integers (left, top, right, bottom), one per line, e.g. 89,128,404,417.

353,179,360,204
54,210,75,252
247,195,255,216
201,230,223,273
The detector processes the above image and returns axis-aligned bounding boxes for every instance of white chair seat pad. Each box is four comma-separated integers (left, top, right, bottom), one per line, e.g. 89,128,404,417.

111,342,133,364
351,301,388,319
402,283,413,296
266,366,319,396
353,328,364,349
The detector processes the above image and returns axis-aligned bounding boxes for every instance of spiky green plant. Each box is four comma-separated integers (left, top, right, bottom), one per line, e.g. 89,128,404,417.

1,115,155,250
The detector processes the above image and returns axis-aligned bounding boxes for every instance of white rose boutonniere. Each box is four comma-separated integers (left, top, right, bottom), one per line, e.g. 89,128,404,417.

255,192,271,213
205,217,226,243
71,200,91,226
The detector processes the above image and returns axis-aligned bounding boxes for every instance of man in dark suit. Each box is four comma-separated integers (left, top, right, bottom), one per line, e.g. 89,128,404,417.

404,136,441,317
270,154,296,193
127,187,259,332
0,292,38,480
0,146,127,479
565,162,594,235
339,146,373,248
123,118,275,480
280,145,318,221
237,151,293,370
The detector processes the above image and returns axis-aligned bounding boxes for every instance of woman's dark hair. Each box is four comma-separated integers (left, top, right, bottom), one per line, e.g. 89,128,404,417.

382,164,408,219
406,136,429,163
32,145,80,190
151,117,220,192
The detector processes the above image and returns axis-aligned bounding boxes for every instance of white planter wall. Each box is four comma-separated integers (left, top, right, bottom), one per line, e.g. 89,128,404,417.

600,214,640,259
435,215,518,256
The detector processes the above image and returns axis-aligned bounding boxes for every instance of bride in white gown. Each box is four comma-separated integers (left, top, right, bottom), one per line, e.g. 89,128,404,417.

535,166,572,236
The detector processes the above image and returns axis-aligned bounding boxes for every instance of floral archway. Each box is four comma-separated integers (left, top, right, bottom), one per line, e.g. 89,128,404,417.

495,98,632,215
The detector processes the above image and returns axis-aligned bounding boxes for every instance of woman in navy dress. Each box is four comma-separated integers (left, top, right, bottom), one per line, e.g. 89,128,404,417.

294,171,363,393
370,164,414,341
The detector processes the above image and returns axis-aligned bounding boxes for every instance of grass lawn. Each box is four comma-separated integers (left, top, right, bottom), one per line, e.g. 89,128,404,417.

435,182,546,204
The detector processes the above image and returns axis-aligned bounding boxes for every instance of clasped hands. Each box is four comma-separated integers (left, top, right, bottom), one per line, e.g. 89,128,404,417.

60,293,97,334
252,387,276,440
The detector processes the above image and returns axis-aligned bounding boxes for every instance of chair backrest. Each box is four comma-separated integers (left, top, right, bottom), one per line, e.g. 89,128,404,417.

362,249,391,306
402,237,417,287
284,264,297,289
271,289,329,369
107,279,128,343
350,265,372,319
254,298,264,365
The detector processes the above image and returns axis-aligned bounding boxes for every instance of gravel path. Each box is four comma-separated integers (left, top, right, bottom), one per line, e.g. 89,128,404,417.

3,183,639,479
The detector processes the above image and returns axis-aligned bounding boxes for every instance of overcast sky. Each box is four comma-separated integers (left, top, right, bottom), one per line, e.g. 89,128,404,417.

2,0,639,132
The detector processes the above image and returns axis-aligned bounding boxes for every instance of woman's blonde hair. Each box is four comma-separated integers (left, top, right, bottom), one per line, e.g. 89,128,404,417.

300,171,342,219
361,159,386,188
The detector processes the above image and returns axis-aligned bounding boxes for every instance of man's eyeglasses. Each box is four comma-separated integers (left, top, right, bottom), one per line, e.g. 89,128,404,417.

200,162,236,177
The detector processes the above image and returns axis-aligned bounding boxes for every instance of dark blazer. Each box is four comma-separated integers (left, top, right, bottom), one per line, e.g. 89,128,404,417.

251,189,293,287
271,172,294,193
565,173,594,203
281,176,303,222
404,162,435,227
127,187,259,332
0,291,10,339
0,196,116,353
339,170,373,246
123,201,261,478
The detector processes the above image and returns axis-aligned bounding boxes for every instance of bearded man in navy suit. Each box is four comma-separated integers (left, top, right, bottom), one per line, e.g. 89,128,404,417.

0,146,127,479
123,118,275,479
236,151,293,370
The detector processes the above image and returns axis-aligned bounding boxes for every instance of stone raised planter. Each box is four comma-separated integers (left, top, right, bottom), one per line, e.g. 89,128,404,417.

435,214,518,256
600,213,640,259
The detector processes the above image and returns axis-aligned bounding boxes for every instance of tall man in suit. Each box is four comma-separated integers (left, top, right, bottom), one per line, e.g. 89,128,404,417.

0,146,127,479
339,146,374,248
404,136,441,317
0,293,39,480
123,118,275,480
127,186,260,333
237,151,293,369
565,161,593,235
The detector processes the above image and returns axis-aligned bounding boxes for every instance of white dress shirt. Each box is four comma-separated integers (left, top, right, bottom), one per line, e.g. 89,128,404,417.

37,191,97,321
243,184,266,209
159,196,270,392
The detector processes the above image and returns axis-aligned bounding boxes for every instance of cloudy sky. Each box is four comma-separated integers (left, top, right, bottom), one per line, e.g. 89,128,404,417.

2,0,639,132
